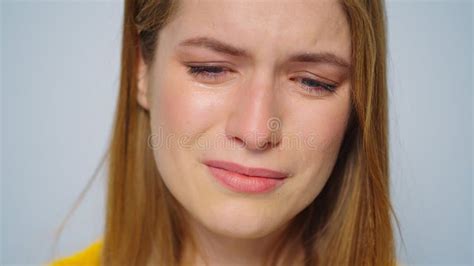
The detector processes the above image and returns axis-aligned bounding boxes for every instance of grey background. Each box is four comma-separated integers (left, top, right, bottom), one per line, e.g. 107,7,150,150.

1,0,472,265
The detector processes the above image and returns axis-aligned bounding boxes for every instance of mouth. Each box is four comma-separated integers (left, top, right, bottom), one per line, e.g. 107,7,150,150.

203,160,289,193
203,160,289,179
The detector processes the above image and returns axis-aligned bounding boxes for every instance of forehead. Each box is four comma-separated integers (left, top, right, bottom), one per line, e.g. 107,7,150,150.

160,0,351,62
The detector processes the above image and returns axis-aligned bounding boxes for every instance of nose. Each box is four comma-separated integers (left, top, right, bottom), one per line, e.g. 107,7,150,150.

224,73,282,151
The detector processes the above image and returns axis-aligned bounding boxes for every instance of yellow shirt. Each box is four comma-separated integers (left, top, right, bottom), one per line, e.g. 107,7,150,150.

47,239,404,266
48,240,102,266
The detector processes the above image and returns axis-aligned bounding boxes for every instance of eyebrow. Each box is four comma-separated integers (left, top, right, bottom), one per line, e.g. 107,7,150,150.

177,36,351,69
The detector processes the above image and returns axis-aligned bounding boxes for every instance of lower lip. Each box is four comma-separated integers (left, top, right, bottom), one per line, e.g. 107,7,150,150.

206,166,285,193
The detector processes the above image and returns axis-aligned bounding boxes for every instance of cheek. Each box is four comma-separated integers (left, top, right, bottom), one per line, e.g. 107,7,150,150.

147,65,230,186
147,69,222,210
283,87,351,200
150,70,223,139
304,105,349,154
287,89,351,160
296,106,349,183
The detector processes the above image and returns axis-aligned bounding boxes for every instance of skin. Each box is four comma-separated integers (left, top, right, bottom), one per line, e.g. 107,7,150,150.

137,0,352,265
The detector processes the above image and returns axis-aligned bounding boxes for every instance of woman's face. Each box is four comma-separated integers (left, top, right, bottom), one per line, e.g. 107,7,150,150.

138,0,352,239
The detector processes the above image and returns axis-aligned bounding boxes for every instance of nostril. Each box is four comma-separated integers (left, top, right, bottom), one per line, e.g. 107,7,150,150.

230,136,245,147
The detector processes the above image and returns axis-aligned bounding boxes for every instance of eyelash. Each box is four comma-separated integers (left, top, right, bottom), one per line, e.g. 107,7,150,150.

187,65,227,81
186,65,337,95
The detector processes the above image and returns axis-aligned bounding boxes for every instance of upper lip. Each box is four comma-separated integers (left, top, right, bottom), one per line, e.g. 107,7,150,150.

203,160,288,179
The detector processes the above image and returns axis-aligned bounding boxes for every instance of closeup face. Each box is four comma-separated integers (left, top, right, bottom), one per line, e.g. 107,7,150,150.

137,0,352,239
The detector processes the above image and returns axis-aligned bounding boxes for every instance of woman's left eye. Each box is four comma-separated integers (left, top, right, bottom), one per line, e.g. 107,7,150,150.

291,77,337,96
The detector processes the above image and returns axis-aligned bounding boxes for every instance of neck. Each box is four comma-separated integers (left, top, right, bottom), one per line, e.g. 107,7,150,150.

180,214,304,266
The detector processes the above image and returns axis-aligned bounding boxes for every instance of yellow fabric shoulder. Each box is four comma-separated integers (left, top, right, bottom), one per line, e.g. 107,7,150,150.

48,240,102,266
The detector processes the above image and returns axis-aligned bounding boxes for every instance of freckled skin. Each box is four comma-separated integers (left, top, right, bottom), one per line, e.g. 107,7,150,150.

137,0,352,264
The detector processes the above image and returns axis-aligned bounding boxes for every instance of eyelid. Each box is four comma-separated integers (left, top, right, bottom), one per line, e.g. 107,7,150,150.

290,76,335,90
307,77,336,89
293,71,339,86
185,64,237,85
184,60,237,69
187,64,234,74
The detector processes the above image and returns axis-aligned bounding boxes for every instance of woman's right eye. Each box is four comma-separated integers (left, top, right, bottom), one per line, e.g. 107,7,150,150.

186,65,231,82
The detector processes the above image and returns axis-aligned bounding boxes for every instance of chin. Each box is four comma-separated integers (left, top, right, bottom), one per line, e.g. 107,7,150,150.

196,200,288,240
207,218,277,240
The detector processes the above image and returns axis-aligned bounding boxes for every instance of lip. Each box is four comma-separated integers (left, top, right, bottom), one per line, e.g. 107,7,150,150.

203,160,288,194
203,160,288,179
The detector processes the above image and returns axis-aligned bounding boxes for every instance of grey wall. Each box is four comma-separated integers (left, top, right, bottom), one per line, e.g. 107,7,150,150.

2,1,121,265
1,1,472,265
387,1,472,265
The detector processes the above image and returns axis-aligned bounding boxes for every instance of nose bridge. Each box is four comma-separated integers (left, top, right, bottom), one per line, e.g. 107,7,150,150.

225,69,282,151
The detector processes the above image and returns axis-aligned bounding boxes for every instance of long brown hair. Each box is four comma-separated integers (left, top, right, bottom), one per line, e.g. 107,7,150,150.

101,0,400,265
